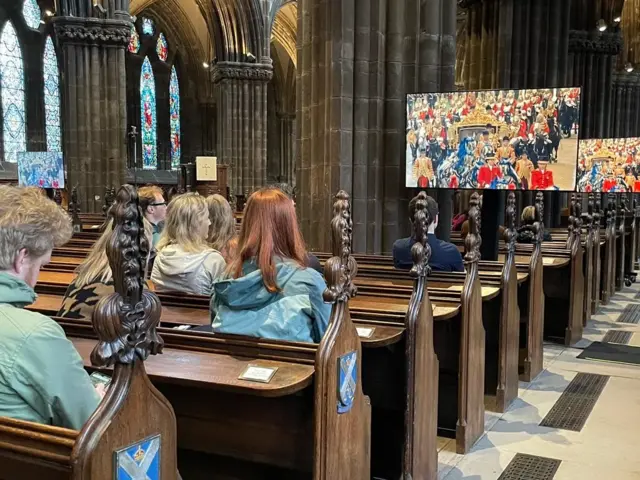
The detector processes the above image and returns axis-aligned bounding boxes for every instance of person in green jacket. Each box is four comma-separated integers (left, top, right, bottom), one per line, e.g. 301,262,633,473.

0,186,101,430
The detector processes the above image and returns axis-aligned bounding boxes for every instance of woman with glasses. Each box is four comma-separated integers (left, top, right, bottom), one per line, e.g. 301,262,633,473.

151,193,226,295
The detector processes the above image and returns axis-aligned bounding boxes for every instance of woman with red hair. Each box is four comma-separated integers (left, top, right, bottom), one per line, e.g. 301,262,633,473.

210,188,331,343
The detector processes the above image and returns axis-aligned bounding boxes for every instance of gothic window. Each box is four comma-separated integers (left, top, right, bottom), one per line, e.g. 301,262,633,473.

142,18,154,36
43,37,61,154
169,65,180,169
140,57,157,169
22,0,41,30
128,26,140,54
0,22,26,163
156,33,168,62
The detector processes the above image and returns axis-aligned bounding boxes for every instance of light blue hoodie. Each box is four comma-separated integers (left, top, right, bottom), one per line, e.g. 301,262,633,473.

211,260,332,343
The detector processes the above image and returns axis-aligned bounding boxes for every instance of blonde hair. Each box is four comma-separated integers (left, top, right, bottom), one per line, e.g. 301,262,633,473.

0,186,72,269
156,193,210,253
206,194,236,253
522,206,536,225
75,218,153,287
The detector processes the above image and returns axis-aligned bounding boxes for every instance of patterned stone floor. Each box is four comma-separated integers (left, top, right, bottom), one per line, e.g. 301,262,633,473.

437,281,640,479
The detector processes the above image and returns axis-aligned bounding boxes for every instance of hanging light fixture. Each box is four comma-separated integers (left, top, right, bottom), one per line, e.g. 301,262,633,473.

597,19,607,32
614,15,622,23
202,62,210,69
626,63,634,73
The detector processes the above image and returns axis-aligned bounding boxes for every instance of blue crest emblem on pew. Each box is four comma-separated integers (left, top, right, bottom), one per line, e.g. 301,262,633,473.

338,351,357,414
115,435,161,480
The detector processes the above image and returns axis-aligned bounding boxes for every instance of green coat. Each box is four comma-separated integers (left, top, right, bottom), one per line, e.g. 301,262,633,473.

0,272,100,430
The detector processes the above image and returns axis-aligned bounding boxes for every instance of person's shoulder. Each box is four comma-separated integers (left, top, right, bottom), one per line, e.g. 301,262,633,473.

437,238,462,255
0,307,65,348
393,237,412,252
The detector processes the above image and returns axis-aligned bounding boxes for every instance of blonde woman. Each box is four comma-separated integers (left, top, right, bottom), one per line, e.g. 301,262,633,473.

151,193,225,295
58,218,153,320
0,186,101,430
205,194,237,262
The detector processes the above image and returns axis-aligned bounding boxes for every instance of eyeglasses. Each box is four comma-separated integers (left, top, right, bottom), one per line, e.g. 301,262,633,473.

150,202,167,207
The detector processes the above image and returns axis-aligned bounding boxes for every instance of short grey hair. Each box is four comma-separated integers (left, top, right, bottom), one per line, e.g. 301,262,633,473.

0,186,73,269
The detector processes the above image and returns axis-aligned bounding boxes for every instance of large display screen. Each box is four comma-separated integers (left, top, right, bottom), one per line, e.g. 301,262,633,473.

577,137,640,192
17,151,65,188
405,87,581,191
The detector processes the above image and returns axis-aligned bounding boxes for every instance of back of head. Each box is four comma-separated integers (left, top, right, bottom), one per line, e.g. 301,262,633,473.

521,205,536,225
231,187,307,292
157,193,209,253
206,194,236,251
409,193,439,229
0,185,72,270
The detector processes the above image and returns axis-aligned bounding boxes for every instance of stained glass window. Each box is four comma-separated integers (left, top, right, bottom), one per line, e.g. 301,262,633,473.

169,66,181,169
22,0,41,30
128,27,140,54
142,18,154,35
0,22,26,163
43,37,61,154
140,57,157,169
156,33,168,62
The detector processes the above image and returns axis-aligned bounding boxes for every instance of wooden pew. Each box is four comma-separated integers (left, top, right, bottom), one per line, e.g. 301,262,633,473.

0,184,179,480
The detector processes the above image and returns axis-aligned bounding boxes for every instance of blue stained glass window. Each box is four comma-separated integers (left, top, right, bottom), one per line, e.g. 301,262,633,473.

156,33,168,62
43,37,62,154
22,0,41,30
142,18,154,36
140,57,157,169
169,65,181,169
0,22,26,163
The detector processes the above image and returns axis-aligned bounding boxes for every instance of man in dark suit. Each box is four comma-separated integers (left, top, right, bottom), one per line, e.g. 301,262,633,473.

392,194,464,272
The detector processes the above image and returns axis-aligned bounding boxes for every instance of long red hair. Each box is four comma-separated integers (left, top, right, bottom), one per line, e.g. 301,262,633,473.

229,188,308,292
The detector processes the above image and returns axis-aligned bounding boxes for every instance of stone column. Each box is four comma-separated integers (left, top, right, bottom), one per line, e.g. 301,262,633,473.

277,112,296,187
212,62,272,198
53,14,130,212
297,0,456,253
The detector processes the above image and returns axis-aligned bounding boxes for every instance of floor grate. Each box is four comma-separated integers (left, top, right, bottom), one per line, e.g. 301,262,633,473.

498,453,561,480
617,304,640,324
539,373,609,431
602,330,633,345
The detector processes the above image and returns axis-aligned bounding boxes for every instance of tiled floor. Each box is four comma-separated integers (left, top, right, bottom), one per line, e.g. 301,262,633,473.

438,282,640,479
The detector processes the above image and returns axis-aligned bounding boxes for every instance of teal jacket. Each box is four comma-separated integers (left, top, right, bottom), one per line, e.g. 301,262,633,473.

0,272,100,430
211,260,332,343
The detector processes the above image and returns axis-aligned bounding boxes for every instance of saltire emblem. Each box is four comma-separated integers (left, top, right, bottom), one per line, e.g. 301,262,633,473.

115,434,161,480
337,351,357,414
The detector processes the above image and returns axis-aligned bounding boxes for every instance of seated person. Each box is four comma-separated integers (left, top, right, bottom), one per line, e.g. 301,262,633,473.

210,188,331,343
516,205,552,243
393,194,464,272
0,186,101,429
138,185,167,247
151,193,226,296
206,194,238,263
58,219,153,320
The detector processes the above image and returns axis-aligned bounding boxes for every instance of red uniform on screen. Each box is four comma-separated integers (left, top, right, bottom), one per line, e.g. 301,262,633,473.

530,168,555,190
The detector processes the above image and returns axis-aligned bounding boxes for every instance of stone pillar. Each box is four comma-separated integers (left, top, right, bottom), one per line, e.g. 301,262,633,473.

213,62,272,198
297,0,456,253
53,13,130,212
277,112,296,187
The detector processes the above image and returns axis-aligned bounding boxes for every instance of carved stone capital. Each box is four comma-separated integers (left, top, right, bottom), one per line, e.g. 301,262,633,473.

211,61,274,84
53,16,132,47
457,0,483,8
613,71,640,87
568,30,622,55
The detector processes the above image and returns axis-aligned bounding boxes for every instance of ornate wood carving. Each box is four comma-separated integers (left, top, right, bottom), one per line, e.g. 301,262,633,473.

458,191,485,452
68,187,82,232
72,184,178,479
568,30,623,55
102,187,115,217
581,194,594,326
53,189,62,206
315,190,370,479
402,191,438,478
534,192,545,245
592,193,602,313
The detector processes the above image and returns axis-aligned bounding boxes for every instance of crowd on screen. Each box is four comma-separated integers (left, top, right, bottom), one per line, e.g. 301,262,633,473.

406,88,581,191
577,138,640,193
